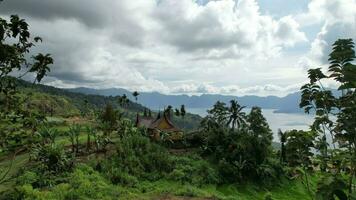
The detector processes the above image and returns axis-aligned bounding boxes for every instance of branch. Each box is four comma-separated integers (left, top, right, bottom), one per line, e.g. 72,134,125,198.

0,148,24,184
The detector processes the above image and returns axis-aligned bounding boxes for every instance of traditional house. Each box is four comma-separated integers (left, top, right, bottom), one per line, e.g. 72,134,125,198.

136,112,183,141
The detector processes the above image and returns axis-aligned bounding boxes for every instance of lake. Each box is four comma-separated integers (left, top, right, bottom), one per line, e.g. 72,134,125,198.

188,108,315,142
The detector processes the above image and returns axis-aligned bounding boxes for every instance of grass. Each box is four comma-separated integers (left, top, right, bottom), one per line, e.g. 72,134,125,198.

0,146,318,200
113,178,317,200
0,153,29,193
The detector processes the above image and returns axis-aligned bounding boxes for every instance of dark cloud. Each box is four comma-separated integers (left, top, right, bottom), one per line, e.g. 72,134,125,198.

0,0,105,27
0,0,146,47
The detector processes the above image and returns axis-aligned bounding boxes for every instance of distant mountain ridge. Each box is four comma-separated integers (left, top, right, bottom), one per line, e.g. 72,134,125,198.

67,87,304,113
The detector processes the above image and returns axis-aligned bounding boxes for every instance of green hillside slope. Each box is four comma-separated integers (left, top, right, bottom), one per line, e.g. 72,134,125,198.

15,79,202,131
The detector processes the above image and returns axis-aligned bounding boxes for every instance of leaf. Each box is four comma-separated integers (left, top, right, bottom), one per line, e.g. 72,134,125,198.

308,68,327,83
34,36,42,43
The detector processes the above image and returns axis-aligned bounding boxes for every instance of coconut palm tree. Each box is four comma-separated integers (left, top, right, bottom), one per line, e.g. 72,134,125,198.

226,100,246,130
180,105,186,129
180,105,186,118
118,94,129,108
278,129,287,165
132,91,139,103
164,105,173,119
174,108,180,116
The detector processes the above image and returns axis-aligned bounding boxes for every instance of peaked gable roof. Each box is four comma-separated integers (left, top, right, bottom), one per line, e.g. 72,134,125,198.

136,113,155,128
136,112,181,132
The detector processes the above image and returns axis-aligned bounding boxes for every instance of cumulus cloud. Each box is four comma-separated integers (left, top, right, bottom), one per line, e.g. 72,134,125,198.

154,0,306,57
0,0,314,96
298,0,356,68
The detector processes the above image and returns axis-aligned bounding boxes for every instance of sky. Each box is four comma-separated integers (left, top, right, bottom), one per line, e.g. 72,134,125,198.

0,0,355,96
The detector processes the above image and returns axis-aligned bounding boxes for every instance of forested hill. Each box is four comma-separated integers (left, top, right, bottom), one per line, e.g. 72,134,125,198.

67,87,304,113
15,79,202,131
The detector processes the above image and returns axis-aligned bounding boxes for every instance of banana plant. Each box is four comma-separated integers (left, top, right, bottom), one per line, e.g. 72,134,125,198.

66,124,81,154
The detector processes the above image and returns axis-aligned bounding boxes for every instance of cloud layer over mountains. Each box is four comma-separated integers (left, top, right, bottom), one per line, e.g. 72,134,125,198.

1,0,355,96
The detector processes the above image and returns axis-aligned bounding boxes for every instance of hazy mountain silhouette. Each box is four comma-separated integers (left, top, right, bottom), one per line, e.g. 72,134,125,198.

67,87,305,113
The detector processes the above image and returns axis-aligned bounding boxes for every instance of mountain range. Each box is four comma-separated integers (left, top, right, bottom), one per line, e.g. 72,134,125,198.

66,87,304,114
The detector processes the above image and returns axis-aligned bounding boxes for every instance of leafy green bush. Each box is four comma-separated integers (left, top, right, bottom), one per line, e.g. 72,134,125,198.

16,171,39,186
315,175,348,200
113,134,173,180
168,155,220,186
65,165,120,199
31,144,73,173
106,168,138,187
9,164,120,200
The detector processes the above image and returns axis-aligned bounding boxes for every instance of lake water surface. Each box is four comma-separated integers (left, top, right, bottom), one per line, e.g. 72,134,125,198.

188,108,315,142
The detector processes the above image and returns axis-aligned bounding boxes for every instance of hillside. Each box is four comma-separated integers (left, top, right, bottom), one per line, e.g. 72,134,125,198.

16,79,202,131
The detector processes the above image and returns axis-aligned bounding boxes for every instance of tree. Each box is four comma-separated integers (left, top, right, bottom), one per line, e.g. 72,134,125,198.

0,14,53,183
132,91,139,103
300,38,356,196
174,108,180,116
328,39,356,91
118,94,129,108
201,101,280,183
207,101,229,126
66,125,81,154
164,105,173,119
227,100,246,130
278,129,287,165
100,103,120,133
284,129,315,198
246,107,273,164
180,105,186,129
180,105,186,119
284,130,315,168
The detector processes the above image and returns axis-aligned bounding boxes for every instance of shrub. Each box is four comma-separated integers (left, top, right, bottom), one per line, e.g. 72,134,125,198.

9,165,120,200
65,165,120,199
31,144,73,173
113,134,173,180
106,168,138,187
168,155,220,186
16,171,39,186
315,175,348,200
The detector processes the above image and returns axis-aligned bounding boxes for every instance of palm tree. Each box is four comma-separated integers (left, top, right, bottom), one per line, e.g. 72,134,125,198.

164,105,173,118
278,129,287,165
118,94,129,108
180,105,186,119
226,100,246,130
132,91,139,103
66,125,81,154
174,108,180,116
208,101,229,125
180,105,186,129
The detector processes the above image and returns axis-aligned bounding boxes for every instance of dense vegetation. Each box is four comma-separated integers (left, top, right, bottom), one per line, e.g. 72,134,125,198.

1,10,356,200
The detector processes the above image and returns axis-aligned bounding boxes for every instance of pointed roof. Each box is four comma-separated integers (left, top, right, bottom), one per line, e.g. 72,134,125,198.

136,112,181,132
136,113,155,128
149,112,180,132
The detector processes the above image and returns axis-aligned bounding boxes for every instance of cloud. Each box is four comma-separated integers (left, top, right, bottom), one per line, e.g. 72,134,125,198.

170,82,303,97
298,0,356,67
0,0,153,47
154,0,306,57
0,0,312,96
